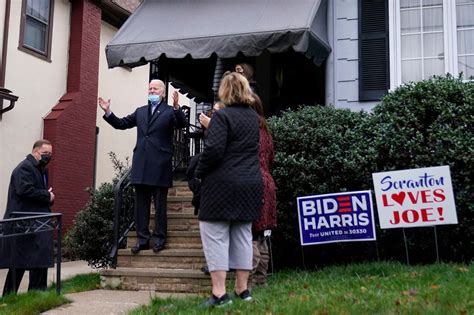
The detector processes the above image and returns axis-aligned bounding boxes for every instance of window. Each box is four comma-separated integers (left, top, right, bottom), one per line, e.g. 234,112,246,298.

456,0,474,79
389,0,474,87
19,0,54,61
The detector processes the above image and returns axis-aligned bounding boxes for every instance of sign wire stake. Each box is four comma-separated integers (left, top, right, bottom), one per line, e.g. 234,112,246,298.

433,226,440,264
402,228,410,265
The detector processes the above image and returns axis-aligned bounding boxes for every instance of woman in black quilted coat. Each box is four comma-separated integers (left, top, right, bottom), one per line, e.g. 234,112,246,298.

195,72,262,306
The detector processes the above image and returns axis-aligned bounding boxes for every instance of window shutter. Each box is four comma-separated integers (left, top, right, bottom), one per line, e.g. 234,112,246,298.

358,0,389,101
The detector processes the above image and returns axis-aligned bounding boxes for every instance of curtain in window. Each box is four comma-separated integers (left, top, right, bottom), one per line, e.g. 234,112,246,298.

24,0,50,53
457,0,474,79
400,0,444,83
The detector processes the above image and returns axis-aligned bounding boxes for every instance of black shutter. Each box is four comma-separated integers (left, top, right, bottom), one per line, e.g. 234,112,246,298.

358,0,389,101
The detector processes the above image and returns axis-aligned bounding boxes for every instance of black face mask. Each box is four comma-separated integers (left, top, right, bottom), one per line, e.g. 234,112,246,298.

39,154,51,166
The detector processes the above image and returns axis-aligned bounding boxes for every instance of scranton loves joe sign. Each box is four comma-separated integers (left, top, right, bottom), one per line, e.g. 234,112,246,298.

372,166,457,229
297,191,376,245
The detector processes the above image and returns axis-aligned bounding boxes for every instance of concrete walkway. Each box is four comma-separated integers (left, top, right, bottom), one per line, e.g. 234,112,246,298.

0,261,193,314
42,290,191,315
0,260,96,293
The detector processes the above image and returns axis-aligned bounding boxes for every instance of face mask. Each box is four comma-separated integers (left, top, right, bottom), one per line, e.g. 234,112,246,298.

148,95,161,105
39,154,51,166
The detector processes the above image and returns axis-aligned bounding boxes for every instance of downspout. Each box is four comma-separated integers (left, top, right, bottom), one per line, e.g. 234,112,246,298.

0,0,12,119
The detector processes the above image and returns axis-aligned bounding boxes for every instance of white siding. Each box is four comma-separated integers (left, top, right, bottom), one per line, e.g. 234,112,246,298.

95,21,149,187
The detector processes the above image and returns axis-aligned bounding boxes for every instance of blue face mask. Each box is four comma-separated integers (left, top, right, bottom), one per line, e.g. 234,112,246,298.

148,95,161,105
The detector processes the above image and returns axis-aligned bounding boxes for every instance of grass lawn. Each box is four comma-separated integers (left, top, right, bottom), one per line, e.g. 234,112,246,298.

0,272,99,315
131,262,473,315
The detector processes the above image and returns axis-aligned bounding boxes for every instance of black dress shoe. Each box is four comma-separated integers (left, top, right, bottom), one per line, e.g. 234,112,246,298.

152,240,166,253
131,243,149,254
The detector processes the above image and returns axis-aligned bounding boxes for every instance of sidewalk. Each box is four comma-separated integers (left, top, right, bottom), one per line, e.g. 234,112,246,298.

42,290,191,315
0,261,192,314
0,260,96,293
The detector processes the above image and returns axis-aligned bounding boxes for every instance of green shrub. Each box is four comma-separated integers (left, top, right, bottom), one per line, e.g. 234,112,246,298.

370,75,474,262
268,105,375,268
269,75,473,268
64,153,133,269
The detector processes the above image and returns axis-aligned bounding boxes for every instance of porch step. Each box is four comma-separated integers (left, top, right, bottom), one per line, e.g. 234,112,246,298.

100,267,212,293
116,248,206,269
126,231,202,249
155,196,195,214
148,212,199,232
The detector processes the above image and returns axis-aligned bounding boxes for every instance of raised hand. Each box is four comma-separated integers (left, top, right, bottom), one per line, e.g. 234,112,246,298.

98,97,111,113
48,187,55,202
172,91,180,109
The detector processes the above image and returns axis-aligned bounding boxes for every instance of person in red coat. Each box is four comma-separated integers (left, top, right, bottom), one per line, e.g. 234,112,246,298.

250,95,277,287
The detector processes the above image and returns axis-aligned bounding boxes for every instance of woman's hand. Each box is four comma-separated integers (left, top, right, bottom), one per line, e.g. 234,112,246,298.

199,113,211,128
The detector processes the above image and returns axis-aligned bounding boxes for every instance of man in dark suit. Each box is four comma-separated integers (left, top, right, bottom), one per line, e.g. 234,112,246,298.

98,80,187,254
1,140,55,296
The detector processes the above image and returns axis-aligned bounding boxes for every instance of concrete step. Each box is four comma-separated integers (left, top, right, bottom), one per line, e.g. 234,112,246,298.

148,212,199,232
101,267,212,293
152,195,195,214
126,230,202,249
117,248,206,269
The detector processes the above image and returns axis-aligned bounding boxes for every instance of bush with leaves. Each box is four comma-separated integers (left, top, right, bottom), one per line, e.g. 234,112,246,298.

268,75,473,268
268,105,375,268
370,75,474,262
64,153,133,269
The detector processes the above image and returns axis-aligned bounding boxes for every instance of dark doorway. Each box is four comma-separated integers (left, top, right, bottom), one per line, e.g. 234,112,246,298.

220,50,325,117
150,50,325,117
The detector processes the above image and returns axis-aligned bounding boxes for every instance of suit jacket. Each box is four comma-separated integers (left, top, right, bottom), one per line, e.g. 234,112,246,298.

0,154,53,269
195,105,263,221
104,101,187,187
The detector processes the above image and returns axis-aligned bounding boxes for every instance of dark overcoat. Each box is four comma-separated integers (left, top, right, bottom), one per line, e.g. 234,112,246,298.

0,154,53,269
195,105,263,221
104,101,187,187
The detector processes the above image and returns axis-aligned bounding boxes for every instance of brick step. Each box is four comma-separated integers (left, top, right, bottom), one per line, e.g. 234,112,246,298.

168,182,193,197
151,195,195,214
148,212,199,231
117,248,206,269
126,230,202,249
101,268,212,293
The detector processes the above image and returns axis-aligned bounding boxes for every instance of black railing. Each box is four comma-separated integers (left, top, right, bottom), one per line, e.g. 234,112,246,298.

109,169,134,267
109,113,205,267
0,212,62,295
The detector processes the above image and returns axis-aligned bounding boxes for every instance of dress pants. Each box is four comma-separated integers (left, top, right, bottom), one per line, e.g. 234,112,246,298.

2,268,47,296
134,184,168,246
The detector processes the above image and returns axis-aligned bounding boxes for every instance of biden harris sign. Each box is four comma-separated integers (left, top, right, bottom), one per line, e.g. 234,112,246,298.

297,191,376,246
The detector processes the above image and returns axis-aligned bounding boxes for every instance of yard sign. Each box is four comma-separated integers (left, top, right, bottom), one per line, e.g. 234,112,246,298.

372,166,457,229
297,190,376,246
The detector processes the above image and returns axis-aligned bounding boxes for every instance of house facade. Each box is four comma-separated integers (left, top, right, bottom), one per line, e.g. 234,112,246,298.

1,0,472,230
0,0,148,229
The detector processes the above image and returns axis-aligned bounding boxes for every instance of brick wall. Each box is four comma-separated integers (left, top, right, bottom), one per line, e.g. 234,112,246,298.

43,0,101,231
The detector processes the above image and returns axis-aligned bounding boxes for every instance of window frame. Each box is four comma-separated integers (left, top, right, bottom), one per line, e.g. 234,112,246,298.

18,0,55,62
388,0,471,88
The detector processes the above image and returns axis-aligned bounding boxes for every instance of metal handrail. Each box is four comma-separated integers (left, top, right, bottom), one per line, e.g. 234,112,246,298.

109,168,133,267
0,212,62,295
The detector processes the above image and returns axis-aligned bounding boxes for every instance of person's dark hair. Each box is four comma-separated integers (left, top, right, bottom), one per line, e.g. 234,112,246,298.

32,139,51,150
222,70,232,79
252,94,269,132
236,63,254,81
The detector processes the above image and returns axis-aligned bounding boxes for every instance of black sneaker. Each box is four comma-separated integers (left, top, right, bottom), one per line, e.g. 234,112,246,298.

202,293,232,307
234,289,252,301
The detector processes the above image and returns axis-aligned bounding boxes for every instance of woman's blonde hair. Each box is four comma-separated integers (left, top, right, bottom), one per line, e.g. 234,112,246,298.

218,72,255,106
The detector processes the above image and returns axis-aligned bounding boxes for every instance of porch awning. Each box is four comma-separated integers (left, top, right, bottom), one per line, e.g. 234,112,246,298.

106,0,331,68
